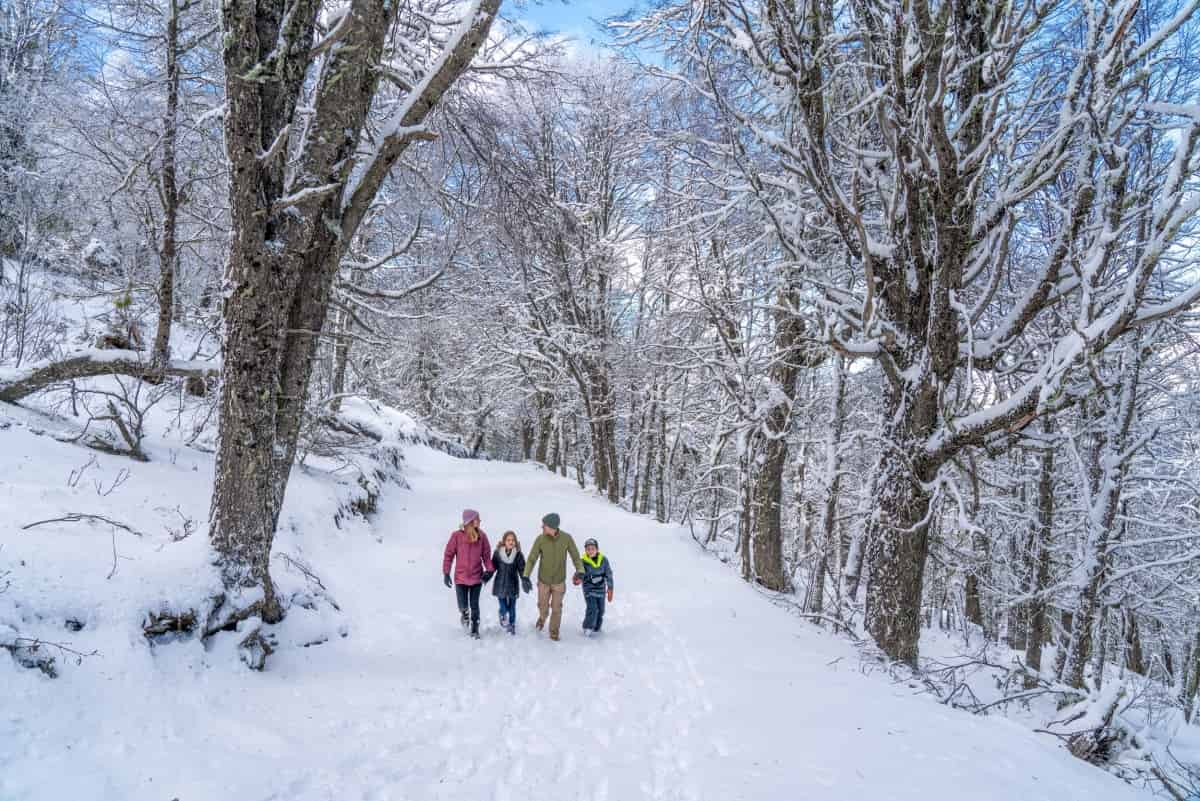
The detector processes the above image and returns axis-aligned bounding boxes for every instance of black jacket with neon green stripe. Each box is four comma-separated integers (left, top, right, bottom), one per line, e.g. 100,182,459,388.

580,552,613,597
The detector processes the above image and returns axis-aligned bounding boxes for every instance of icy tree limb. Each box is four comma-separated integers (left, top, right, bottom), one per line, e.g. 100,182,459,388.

339,0,501,239
342,264,447,300
0,349,218,403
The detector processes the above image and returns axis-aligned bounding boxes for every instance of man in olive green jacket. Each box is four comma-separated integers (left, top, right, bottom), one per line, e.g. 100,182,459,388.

523,512,583,641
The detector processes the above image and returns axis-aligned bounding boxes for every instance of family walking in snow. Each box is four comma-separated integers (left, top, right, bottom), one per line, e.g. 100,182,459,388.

442,511,614,640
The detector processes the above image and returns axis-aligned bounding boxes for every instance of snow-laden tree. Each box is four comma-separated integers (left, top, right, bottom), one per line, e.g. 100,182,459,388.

208,0,500,625
627,0,1200,665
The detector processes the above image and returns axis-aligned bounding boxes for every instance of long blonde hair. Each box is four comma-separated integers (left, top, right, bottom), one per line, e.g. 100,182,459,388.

463,520,480,543
499,530,520,552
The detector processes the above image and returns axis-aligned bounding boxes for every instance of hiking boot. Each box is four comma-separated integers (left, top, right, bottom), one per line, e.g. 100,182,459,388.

549,632,560,641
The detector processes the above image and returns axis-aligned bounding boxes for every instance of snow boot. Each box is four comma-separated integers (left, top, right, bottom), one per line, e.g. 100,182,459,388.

460,609,470,630
470,618,480,639
499,613,508,629
507,621,516,635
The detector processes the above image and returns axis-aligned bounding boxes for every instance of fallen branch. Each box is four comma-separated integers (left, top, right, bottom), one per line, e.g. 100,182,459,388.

1151,766,1190,801
143,609,197,641
0,349,218,403
2,636,98,677
22,513,146,538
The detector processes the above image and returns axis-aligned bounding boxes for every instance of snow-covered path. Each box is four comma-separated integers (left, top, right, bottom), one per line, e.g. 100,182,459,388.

4,446,1148,800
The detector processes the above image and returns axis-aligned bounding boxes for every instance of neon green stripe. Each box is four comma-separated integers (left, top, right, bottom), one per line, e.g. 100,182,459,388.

581,552,605,568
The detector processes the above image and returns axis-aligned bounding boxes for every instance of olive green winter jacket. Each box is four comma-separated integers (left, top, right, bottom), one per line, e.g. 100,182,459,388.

523,530,583,585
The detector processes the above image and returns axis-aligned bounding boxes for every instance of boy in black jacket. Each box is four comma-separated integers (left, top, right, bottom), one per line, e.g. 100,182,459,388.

576,537,614,636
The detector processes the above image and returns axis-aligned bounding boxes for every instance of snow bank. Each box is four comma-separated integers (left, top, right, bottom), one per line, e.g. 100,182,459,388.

0,436,1164,800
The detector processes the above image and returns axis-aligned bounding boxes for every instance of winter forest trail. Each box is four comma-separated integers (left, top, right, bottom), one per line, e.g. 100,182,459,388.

3,445,1148,801
270,447,1145,801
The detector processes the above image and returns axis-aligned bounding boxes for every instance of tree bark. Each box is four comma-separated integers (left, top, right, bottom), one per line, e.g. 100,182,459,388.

1123,607,1145,676
1024,420,1056,688
749,285,820,592
1061,344,1142,688
150,0,181,371
807,357,846,617
1183,630,1200,724
862,361,942,667
209,0,500,617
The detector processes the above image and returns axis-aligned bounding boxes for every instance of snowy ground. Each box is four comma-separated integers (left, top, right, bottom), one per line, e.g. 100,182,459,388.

1,431,1160,801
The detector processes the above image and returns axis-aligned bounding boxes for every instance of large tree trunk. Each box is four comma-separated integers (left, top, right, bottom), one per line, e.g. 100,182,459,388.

209,0,500,620
863,451,932,667
863,370,940,667
748,285,816,592
750,427,791,591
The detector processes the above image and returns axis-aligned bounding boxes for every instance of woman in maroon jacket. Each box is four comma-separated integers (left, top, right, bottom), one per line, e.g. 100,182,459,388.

442,509,495,638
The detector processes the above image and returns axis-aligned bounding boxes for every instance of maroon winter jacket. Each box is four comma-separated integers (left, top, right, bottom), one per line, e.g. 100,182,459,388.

442,528,494,585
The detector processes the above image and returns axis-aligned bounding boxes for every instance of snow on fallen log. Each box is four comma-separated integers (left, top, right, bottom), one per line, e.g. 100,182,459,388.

0,348,219,403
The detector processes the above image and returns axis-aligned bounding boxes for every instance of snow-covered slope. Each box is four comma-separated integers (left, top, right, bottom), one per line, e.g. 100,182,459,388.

2,436,1154,801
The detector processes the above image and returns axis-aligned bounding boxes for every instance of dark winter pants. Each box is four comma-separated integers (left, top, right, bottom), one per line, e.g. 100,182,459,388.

583,594,605,632
455,583,482,623
498,596,517,625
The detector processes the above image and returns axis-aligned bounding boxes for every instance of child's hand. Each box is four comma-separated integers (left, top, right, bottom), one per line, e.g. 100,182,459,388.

607,588,613,603
521,576,533,594
572,574,582,586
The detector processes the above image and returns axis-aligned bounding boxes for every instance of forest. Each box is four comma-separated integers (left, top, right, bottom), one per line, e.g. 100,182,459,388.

2,0,1200,796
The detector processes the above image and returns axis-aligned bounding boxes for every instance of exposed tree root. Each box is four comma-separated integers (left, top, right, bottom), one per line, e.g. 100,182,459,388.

143,609,197,642
239,627,275,671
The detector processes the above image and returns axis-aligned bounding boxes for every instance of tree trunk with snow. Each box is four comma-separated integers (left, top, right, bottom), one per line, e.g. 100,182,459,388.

150,0,181,371
1060,343,1144,689
808,355,846,617
749,286,821,592
1024,419,1056,688
209,0,500,619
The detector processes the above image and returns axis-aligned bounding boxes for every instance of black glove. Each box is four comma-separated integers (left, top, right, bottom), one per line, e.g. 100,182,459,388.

521,576,533,594
482,570,494,584
443,573,452,588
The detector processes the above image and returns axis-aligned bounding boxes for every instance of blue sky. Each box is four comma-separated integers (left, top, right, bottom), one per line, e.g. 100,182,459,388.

517,0,640,42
